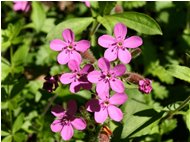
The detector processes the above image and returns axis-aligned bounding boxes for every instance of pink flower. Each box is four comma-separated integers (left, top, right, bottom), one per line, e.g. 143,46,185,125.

60,60,94,93
83,1,90,8
13,1,30,12
87,57,126,95
86,92,127,123
98,23,143,64
138,79,152,94
51,100,86,141
50,29,90,65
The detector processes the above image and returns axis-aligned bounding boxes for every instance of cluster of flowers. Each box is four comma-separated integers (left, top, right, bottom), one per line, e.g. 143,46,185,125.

46,23,152,140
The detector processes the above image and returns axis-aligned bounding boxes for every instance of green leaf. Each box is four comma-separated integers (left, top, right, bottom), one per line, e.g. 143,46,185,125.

98,12,162,35
12,113,24,133
41,18,55,33
98,1,116,15
47,17,94,41
167,65,190,83
1,130,10,136
124,1,146,10
31,1,46,32
184,104,190,132
121,89,164,138
12,41,30,69
2,135,12,142
152,82,168,100
160,119,177,135
147,61,174,84
13,132,27,142
1,57,11,81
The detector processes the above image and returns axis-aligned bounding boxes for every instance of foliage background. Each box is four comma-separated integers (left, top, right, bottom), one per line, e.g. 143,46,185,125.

1,1,190,142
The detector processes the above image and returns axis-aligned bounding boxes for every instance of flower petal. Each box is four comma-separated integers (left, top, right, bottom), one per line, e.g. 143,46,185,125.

96,80,110,95
62,29,75,43
68,60,80,72
75,40,90,53
51,105,66,118
124,36,143,48
80,64,94,74
108,105,123,122
109,93,128,105
111,64,126,77
87,70,101,83
98,57,110,72
57,50,70,64
110,78,124,93
70,50,82,65
86,99,101,112
61,124,74,141
98,35,115,48
95,107,108,123
67,100,77,116
118,48,132,64
114,23,127,39
50,39,67,51
104,46,118,62
98,91,109,101
71,118,86,130
70,81,81,93
50,119,62,132
80,82,92,90
60,73,75,84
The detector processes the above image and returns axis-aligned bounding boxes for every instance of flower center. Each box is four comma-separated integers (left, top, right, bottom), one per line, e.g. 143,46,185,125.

104,100,109,106
117,42,123,47
68,45,73,50
106,74,111,80
76,73,81,79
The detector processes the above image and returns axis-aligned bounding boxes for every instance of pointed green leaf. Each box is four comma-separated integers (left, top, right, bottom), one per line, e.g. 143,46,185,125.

12,113,24,133
2,135,12,142
47,17,94,41
167,65,190,83
1,130,10,136
98,12,162,35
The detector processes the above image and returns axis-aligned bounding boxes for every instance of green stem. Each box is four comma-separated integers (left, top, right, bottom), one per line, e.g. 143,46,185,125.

90,20,101,36
10,46,14,76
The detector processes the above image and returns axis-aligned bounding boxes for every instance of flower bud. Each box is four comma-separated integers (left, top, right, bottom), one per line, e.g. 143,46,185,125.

43,75,59,93
138,79,152,94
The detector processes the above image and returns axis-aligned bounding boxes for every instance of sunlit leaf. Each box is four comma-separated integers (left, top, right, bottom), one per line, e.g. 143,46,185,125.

12,113,25,133
47,17,94,41
98,12,162,35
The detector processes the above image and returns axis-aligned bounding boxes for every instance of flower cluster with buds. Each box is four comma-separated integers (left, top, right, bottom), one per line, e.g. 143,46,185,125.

45,23,152,141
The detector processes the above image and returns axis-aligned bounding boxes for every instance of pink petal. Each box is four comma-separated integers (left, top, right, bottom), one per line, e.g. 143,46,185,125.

98,57,110,72
118,48,132,64
75,40,90,53
60,73,75,84
96,80,110,95
108,105,123,122
111,64,126,77
68,60,80,72
87,70,101,83
70,81,81,93
61,124,74,141
50,39,67,51
109,93,128,105
62,29,75,43
98,91,109,101
123,36,143,48
114,23,127,39
80,82,92,90
13,2,22,11
95,107,108,123
98,35,116,48
50,119,62,132
80,64,94,74
57,50,70,65
86,99,101,112
67,100,77,116
51,105,66,118
71,118,86,130
84,1,90,7
104,46,118,62
110,78,124,93
70,50,82,65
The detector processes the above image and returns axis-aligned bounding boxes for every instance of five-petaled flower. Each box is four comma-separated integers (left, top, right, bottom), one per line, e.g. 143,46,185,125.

60,60,94,93
13,1,30,12
86,92,127,123
51,100,86,141
50,29,90,65
138,78,152,94
87,57,126,95
98,23,143,64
